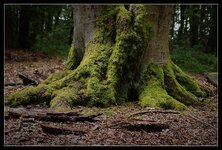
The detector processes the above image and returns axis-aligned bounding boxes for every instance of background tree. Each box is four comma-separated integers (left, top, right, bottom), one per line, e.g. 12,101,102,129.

5,5,73,55
7,5,206,111
205,5,217,53
170,4,217,73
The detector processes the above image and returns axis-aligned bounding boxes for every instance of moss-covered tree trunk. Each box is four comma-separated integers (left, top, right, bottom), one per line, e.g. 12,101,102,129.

7,5,205,111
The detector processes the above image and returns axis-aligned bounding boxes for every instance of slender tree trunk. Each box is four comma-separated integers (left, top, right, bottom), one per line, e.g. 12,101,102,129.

199,5,206,45
8,5,205,111
170,5,176,41
205,5,217,53
5,6,14,49
178,5,186,39
190,5,199,47
18,6,30,49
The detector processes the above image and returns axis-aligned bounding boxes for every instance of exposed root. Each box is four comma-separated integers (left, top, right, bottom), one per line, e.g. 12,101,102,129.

163,60,199,105
139,63,188,111
171,61,206,97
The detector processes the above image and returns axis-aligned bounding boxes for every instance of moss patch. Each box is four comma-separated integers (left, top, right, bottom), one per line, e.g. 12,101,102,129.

139,63,187,111
172,61,206,97
163,60,199,105
66,45,79,70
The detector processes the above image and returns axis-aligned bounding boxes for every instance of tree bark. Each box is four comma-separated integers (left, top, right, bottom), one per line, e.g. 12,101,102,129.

66,5,103,70
7,5,205,111
205,5,217,53
5,6,14,49
178,5,186,40
18,6,30,49
190,5,199,47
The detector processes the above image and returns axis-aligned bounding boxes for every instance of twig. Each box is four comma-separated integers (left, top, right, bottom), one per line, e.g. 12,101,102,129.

186,113,217,130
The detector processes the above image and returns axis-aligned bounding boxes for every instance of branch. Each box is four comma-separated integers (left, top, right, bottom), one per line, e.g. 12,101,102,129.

18,73,37,85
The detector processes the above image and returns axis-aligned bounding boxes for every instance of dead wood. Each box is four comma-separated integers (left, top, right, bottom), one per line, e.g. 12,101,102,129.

7,110,22,119
46,111,80,116
6,107,102,122
128,109,180,118
40,123,86,135
36,114,71,122
18,73,37,85
5,82,23,86
205,75,217,87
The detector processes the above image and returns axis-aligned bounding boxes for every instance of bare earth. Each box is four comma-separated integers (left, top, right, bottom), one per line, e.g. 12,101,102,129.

4,49,218,146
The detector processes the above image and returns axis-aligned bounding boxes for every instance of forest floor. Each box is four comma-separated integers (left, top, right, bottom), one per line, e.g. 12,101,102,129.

4,49,218,146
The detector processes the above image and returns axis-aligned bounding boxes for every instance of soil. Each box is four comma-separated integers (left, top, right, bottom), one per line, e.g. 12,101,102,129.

4,49,218,146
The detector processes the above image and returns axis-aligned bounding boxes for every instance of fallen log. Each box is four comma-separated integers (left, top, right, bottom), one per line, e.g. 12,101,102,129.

6,107,102,122
40,123,86,135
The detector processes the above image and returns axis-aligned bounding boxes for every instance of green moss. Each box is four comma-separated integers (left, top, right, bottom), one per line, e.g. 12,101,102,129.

139,63,187,111
163,60,198,105
50,96,72,111
8,87,40,107
172,61,206,97
66,45,78,70
42,70,72,85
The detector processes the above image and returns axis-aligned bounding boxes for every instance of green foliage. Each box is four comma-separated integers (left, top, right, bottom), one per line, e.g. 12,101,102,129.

32,24,71,56
171,46,217,73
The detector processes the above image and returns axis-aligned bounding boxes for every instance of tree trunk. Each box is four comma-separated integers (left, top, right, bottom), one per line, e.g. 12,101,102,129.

66,5,103,70
205,5,217,53
178,5,186,39
190,5,199,47
18,6,30,49
7,5,205,111
5,6,14,49
170,5,176,41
